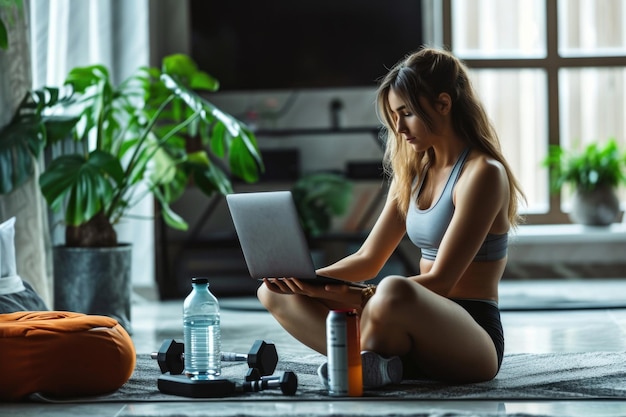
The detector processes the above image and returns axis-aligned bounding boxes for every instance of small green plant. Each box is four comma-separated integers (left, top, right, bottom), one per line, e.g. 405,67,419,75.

292,172,353,238
542,138,626,193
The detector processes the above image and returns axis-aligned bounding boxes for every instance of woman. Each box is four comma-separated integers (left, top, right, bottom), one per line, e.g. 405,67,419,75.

257,47,526,387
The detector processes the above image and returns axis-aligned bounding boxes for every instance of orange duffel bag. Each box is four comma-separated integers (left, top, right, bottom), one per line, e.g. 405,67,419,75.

0,311,135,401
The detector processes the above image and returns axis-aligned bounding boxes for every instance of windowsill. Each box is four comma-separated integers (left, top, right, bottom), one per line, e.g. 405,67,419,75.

511,223,626,244
507,223,626,266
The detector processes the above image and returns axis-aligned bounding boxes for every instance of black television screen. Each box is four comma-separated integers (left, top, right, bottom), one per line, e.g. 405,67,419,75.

189,0,424,91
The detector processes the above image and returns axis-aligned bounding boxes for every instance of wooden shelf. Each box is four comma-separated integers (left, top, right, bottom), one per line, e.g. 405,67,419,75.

254,126,382,137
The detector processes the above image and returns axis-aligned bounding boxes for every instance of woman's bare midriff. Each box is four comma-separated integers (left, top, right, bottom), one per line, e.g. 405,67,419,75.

419,258,506,301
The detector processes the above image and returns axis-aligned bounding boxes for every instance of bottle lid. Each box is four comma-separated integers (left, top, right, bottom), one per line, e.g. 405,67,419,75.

191,277,209,285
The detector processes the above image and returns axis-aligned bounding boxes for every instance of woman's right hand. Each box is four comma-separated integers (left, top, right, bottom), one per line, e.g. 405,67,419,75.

262,277,361,308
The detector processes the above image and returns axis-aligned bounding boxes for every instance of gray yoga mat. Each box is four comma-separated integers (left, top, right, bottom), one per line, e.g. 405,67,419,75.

31,350,626,403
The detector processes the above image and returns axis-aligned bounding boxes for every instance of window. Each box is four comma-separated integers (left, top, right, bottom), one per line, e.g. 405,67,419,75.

439,0,626,222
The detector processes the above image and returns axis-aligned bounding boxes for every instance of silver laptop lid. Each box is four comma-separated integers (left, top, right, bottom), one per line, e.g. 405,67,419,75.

225,191,317,280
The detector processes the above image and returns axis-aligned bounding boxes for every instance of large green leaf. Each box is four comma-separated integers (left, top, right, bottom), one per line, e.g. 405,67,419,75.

39,151,125,226
65,65,110,93
208,121,227,157
229,135,262,183
0,120,40,193
160,74,239,136
42,115,81,146
191,158,233,196
160,74,262,182
0,88,78,194
162,54,219,92
154,167,189,205
152,185,188,231
146,136,184,187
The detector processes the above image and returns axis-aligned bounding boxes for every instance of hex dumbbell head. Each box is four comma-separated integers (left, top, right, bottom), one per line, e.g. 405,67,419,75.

276,371,298,396
241,371,298,396
248,340,278,377
156,339,184,375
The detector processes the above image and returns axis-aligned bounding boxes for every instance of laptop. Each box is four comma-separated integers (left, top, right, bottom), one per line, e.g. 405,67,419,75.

225,191,366,288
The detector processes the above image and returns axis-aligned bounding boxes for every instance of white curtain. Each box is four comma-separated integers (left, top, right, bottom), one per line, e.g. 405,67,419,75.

0,1,52,306
29,0,154,288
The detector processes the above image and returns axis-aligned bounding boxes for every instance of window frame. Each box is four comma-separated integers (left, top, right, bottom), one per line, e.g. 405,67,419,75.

440,0,626,224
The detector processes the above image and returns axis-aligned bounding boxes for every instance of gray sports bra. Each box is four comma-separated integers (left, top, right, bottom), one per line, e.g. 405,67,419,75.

405,147,508,261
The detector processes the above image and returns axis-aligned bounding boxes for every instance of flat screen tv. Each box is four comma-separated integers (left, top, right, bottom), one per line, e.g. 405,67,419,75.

189,0,424,91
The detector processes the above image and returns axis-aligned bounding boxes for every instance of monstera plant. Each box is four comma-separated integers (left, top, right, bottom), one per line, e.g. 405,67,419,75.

0,53,263,328
1,54,263,246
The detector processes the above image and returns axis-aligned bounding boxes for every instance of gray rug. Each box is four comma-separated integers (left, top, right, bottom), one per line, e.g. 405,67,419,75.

32,350,626,403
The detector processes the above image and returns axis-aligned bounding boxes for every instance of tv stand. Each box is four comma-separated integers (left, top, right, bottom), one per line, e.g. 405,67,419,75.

254,126,385,153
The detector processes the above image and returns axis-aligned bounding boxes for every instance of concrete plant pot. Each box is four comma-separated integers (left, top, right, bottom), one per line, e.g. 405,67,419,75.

569,185,621,226
53,244,132,333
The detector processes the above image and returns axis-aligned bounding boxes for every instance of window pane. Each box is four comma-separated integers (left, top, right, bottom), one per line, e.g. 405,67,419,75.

559,67,626,206
452,0,546,58
470,69,549,213
558,0,626,57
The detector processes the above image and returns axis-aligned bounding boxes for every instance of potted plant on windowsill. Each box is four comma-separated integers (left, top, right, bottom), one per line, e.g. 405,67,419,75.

542,138,626,226
0,54,263,331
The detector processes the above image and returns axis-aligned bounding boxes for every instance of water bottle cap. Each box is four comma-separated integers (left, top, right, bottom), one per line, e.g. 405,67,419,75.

191,277,209,285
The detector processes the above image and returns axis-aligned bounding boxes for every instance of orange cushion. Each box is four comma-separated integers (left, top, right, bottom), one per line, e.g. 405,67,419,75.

0,311,135,401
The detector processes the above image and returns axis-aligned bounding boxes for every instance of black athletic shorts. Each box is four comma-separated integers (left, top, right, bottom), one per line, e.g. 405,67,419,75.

401,298,505,379
452,298,505,370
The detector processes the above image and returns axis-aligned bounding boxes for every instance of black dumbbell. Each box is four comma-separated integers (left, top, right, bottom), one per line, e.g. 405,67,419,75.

151,339,278,378
238,371,298,396
224,339,279,381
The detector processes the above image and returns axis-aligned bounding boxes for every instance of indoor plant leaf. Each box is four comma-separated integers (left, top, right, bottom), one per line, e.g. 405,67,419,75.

161,53,220,92
152,185,188,231
229,135,263,183
207,121,227,157
0,87,79,194
543,138,626,193
0,18,7,50
39,150,124,226
0,120,40,193
291,173,353,238
191,158,233,196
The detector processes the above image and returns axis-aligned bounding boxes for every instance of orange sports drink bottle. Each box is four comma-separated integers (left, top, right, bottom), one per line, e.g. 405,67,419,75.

326,309,363,397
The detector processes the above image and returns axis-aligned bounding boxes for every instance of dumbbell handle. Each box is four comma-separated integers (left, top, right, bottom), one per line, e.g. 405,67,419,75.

150,351,249,361
221,352,248,361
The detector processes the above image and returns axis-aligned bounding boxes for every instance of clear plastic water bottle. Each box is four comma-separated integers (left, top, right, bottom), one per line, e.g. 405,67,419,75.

183,277,221,379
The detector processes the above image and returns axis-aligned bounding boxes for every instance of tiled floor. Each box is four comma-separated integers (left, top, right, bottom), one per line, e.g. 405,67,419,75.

3,279,626,417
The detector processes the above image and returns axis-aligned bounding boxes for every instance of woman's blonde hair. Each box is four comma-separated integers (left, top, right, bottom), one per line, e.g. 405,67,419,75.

376,47,526,227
